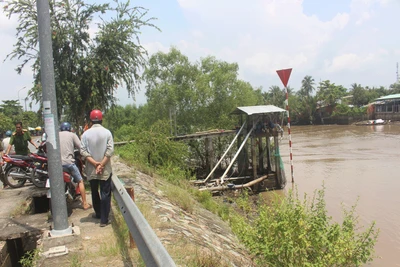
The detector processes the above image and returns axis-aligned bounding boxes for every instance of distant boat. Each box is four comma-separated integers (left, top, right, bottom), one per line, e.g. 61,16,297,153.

355,119,390,126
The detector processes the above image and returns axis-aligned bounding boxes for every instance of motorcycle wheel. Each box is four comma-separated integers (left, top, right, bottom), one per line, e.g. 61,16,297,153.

4,166,27,188
31,170,47,188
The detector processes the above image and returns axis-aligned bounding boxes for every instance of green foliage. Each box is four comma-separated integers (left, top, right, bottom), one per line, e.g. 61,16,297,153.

0,100,22,117
193,190,218,212
235,189,252,215
0,112,15,133
332,104,367,117
231,186,379,267
4,0,158,126
162,183,195,213
19,249,40,267
116,120,190,178
0,100,41,133
262,85,287,108
350,83,369,107
317,80,347,106
294,76,316,124
143,47,263,133
22,111,42,127
113,124,139,142
103,104,141,134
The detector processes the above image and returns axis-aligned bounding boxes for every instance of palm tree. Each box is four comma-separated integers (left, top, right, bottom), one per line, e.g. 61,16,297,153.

300,75,315,98
268,85,285,107
297,76,316,124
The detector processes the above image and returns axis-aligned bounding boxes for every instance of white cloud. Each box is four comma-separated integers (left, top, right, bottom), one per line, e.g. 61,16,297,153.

355,11,372,25
1,0,399,108
325,48,389,73
175,0,350,79
349,0,393,25
143,41,169,55
171,0,399,88
245,52,308,75
176,0,199,9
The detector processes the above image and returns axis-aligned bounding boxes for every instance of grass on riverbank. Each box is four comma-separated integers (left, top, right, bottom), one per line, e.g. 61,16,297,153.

115,142,380,266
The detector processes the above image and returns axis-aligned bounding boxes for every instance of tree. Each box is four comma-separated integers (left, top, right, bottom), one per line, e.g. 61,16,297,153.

299,75,315,98
388,83,400,94
0,113,15,134
103,104,141,133
22,111,42,128
144,47,198,134
0,100,22,118
143,48,262,133
317,80,347,106
296,75,316,124
350,83,368,107
263,85,286,108
3,0,158,127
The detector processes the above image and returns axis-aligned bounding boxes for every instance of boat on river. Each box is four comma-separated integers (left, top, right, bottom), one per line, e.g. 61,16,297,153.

354,119,390,126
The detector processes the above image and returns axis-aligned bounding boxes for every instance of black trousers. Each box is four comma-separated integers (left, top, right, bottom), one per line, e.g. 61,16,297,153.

90,175,112,224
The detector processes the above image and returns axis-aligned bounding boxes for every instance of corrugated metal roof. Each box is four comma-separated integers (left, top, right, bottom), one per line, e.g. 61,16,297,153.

376,94,400,101
231,105,286,115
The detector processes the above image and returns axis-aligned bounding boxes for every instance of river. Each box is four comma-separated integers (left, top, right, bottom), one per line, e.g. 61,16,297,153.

276,124,400,266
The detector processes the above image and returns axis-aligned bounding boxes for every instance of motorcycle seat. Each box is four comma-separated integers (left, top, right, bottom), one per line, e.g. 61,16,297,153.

9,155,32,160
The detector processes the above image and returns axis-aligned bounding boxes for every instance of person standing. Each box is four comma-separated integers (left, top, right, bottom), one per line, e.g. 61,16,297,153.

2,130,14,154
80,110,114,227
59,122,91,210
0,140,5,189
5,122,38,155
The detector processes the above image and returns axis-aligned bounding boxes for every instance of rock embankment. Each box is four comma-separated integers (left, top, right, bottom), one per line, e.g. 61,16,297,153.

113,156,255,267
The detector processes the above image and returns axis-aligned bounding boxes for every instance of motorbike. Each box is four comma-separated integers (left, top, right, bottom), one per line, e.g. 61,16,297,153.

1,141,48,188
45,171,81,201
45,162,81,217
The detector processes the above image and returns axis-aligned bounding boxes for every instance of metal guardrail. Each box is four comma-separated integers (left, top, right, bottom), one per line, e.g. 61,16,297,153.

111,174,176,267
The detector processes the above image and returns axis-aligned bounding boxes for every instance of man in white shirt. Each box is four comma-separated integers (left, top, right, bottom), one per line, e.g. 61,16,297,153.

80,110,114,227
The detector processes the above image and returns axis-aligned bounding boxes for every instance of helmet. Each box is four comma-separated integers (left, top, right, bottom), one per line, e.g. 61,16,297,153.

60,122,72,131
5,130,12,137
90,109,103,122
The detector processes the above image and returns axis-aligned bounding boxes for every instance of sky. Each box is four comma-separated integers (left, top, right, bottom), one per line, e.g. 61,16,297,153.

0,0,399,111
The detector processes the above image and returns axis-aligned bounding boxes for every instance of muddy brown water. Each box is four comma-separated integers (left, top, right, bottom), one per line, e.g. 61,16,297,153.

270,124,400,266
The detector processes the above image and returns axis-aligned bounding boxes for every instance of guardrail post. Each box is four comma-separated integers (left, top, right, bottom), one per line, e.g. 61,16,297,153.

125,186,136,248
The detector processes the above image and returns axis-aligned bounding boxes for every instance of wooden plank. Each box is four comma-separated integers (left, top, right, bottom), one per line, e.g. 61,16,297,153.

170,130,236,141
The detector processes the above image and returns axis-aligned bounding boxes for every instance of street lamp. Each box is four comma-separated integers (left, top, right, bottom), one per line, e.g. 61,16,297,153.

24,97,28,112
17,86,26,100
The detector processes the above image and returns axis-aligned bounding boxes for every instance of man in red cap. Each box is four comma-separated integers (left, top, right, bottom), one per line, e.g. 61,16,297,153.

80,109,114,227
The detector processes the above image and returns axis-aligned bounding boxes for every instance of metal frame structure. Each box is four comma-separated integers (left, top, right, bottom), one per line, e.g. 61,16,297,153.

196,105,288,192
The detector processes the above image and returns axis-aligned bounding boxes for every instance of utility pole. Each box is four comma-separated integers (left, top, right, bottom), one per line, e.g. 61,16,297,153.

36,0,70,235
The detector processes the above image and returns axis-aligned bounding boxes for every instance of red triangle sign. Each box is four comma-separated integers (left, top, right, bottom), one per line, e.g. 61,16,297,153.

276,68,292,87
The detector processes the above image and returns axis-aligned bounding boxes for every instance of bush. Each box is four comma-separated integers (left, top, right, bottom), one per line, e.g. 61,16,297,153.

231,186,379,267
332,104,367,117
113,124,139,142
